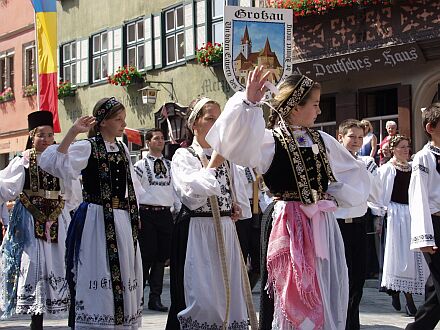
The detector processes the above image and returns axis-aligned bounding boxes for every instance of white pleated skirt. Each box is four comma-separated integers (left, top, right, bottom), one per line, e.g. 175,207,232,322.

381,202,428,294
177,216,249,330
73,203,143,330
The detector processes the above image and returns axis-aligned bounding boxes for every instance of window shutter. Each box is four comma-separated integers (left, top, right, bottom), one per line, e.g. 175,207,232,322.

79,38,89,84
113,27,122,73
153,13,162,69
184,1,195,60
195,0,207,50
144,15,153,70
57,47,60,84
107,30,114,75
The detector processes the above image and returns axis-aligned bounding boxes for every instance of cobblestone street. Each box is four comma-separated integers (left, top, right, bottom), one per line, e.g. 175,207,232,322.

1,277,440,329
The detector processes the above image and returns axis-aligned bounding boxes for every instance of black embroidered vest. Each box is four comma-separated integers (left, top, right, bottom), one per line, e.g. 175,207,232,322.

263,131,332,202
81,149,127,204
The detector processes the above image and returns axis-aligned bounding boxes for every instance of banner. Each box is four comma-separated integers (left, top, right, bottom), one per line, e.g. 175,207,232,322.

31,0,60,132
223,6,293,96
124,128,143,146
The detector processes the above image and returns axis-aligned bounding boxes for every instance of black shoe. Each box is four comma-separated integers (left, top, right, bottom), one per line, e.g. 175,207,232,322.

405,302,417,317
148,300,168,312
392,293,401,311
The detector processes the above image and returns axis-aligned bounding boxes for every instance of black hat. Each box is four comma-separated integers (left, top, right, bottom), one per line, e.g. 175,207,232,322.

28,111,53,132
25,111,54,150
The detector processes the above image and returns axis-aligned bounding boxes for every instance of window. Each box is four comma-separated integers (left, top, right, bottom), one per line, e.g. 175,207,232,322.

92,32,109,82
211,0,239,45
126,20,145,70
62,41,77,84
0,50,14,92
165,6,185,65
23,44,36,87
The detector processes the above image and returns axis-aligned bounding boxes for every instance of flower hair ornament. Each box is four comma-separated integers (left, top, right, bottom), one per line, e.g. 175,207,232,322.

95,97,122,123
389,134,410,151
187,97,213,132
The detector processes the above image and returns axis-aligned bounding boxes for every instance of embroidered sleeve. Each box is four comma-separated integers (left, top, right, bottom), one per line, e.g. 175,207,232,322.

409,152,435,251
413,164,429,174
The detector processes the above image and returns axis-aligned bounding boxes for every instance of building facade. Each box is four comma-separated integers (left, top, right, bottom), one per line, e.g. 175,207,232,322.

56,0,261,160
0,0,37,168
291,0,440,151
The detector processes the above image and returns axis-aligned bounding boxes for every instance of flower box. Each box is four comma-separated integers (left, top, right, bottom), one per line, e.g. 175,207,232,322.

267,0,396,16
196,42,223,66
107,65,144,86
0,87,14,103
23,84,37,97
58,81,77,99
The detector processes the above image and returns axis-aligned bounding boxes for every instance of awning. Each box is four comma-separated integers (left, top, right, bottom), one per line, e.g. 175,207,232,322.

0,132,29,154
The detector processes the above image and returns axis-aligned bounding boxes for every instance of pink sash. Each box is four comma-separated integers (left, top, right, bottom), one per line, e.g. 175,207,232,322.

267,200,336,329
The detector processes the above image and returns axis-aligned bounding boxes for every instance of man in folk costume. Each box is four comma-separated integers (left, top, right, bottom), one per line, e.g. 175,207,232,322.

0,111,81,329
206,67,370,329
134,128,179,312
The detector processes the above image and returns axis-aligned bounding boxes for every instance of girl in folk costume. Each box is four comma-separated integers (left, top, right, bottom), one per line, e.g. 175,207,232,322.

0,111,81,329
206,67,370,329
165,97,257,330
372,135,428,316
39,98,144,329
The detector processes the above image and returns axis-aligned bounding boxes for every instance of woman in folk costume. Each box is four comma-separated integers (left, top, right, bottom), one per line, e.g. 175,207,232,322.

165,96,257,330
372,135,428,316
0,111,81,329
206,67,370,329
39,97,144,329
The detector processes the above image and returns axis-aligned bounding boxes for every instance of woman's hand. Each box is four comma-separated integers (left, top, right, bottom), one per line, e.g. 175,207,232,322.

71,116,97,135
245,66,270,104
231,203,242,222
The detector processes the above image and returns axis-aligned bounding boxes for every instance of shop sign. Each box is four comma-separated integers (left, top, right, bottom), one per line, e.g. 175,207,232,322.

293,43,425,81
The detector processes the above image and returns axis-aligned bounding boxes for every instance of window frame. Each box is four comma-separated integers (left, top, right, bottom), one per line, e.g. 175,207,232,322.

61,41,78,85
164,5,185,66
23,43,36,87
0,49,15,92
92,31,109,83
125,19,146,71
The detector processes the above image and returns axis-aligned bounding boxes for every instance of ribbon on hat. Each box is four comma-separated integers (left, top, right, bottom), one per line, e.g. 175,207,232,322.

95,97,122,123
275,75,315,118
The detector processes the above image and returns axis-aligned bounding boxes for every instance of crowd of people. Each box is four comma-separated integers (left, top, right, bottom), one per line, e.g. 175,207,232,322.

0,67,439,330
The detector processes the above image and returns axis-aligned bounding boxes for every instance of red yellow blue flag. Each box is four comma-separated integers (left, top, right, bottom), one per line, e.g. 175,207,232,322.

30,0,60,132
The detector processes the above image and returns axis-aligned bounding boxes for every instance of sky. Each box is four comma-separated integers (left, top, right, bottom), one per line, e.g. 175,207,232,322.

232,21,285,63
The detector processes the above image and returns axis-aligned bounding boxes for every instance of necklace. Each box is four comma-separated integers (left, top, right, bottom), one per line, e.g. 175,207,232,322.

392,158,411,172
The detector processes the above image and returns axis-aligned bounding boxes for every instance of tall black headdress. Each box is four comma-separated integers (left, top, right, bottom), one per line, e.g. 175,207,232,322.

26,111,54,149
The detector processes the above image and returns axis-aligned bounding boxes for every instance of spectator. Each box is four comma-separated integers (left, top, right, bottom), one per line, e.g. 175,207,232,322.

380,142,392,166
379,121,398,163
359,119,378,158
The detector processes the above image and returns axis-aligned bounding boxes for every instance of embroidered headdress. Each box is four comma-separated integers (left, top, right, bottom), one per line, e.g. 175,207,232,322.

95,97,123,123
187,97,213,132
275,75,315,118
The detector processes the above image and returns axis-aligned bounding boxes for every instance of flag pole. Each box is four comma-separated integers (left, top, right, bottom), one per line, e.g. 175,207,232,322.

33,7,40,112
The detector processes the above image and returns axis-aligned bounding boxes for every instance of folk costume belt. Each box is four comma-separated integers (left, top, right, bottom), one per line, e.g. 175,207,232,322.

139,204,170,212
19,192,64,242
84,194,129,210
23,189,60,200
